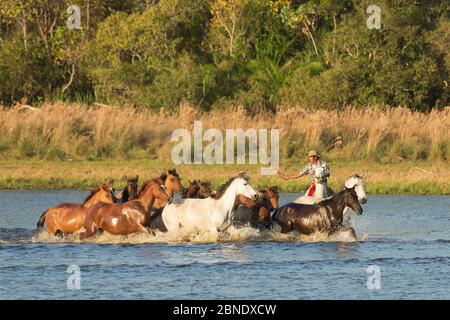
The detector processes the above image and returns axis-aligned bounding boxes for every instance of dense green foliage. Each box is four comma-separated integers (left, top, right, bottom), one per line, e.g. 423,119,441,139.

0,0,448,111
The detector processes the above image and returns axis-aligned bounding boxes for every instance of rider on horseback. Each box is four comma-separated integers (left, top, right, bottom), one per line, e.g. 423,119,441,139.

278,150,330,197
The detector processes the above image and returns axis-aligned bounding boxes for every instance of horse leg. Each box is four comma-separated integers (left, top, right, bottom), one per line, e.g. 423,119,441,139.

217,221,231,233
276,220,292,234
55,230,64,238
136,224,150,234
44,213,58,235
80,221,97,239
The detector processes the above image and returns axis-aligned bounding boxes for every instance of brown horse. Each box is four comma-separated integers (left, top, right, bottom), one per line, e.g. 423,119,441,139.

260,186,279,210
114,175,139,203
80,177,172,238
272,187,362,236
182,180,214,199
232,186,279,230
153,169,182,210
233,194,257,211
36,182,115,236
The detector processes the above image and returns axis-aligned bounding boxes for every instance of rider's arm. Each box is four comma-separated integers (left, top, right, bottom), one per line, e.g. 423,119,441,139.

285,166,309,180
298,165,310,178
278,165,309,180
277,170,302,180
285,173,303,180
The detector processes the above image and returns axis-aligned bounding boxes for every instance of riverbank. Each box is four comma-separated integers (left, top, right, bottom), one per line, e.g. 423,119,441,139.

0,159,449,194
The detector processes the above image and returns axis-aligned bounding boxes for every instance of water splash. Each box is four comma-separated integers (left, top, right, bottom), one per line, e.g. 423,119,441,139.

24,225,364,244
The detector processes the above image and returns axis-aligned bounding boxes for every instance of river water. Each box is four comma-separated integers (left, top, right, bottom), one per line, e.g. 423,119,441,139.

0,190,449,299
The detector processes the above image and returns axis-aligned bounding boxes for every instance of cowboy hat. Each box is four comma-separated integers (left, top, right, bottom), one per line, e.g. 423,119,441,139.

307,150,320,157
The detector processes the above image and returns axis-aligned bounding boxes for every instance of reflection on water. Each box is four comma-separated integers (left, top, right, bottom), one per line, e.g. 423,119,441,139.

0,190,449,299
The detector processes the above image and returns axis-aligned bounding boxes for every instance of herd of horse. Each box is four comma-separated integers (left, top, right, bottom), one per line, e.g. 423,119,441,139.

35,168,368,241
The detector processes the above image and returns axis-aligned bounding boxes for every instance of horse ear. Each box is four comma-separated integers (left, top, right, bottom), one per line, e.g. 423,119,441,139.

136,174,139,180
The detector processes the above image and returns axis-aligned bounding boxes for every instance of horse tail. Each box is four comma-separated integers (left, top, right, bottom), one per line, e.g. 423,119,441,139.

36,210,48,230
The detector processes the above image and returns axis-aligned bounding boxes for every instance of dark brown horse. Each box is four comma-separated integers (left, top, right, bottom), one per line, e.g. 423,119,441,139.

153,169,182,210
272,187,362,236
182,180,213,199
232,186,279,230
36,182,115,236
80,177,172,238
115,175,139,203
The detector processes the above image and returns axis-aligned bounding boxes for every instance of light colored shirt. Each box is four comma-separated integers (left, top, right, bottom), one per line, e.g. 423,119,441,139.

299,159,330,182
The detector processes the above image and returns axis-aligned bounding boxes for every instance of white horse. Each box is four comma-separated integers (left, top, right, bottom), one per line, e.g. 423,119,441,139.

294,166,330,204
342,174,368,204
160,176,258,234
294,172,368,205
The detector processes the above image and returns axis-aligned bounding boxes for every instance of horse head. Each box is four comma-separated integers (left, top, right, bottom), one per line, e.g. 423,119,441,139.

123,175,139,200
233,174,258,201
259,194,275,212
345,174,367,204
234,194,256,209
198,181,213,198
313,166,327,183
84,182,115,206
139,178,173,205
159,183,174,204
182,180,200,198
161,169,182,194
260,186,279,209
343,186,363,215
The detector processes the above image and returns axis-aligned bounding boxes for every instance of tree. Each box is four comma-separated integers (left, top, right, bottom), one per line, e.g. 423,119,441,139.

84,0,211,109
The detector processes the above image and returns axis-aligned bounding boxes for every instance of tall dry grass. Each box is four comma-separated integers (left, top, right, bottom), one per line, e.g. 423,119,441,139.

0,102,449,163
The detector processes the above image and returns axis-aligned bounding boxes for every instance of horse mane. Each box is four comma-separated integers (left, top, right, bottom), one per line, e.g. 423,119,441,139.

160,169,180,182
318,188,348,207
138,177,164,196
212,174,249,200
83,186,102,204
346,173,362,180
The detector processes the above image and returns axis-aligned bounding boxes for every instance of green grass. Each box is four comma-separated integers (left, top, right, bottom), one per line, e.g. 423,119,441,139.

0,159,449,195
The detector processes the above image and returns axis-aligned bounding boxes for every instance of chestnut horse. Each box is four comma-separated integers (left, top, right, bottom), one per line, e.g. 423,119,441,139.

80,177,172,238
272,187,363,237
153,169,182,210
36,182,115,236
233,194,256,211
233,187,279,230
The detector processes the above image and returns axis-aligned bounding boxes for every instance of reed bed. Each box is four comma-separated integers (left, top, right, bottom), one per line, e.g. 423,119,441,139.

0,102,449,163
0,102,449,193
